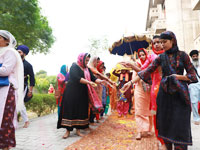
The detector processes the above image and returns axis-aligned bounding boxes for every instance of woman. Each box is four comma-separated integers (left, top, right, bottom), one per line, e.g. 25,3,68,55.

134,48,152,140
0,30,24,150
57,53,104,139
56,65,68,117
121,36,165,147
123,31,197,150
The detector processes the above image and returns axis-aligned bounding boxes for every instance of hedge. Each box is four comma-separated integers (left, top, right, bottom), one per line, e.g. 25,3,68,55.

25,93,57,117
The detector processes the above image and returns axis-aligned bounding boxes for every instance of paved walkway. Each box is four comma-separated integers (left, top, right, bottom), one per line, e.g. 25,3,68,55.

12,113,200,150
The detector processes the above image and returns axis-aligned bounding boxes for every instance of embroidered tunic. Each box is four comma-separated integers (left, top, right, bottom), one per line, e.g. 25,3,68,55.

138,51,197,145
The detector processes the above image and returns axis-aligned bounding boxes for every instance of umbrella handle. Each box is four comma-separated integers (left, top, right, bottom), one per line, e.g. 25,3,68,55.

129,43,134,55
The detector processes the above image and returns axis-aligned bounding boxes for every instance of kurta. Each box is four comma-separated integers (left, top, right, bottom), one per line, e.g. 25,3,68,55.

0,50,18,149
134,71,152,133
57,63,96,131
138,51,197,145
189,63,200,122
141,53,162,112
0,50,18,128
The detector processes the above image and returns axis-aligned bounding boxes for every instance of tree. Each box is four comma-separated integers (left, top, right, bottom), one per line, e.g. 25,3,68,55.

88,36,109,56
46,75,57,88
35,70,47,78
0,0,55,54
35,77,49,93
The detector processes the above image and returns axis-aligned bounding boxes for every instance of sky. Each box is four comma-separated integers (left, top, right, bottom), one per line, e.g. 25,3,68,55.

26,0,149,75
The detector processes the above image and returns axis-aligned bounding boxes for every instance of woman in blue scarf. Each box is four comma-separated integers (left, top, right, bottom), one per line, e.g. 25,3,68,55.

56,65,69,116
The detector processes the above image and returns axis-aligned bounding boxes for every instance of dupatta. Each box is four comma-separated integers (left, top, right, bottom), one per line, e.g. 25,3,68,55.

160,31,190,105
77,53,103,113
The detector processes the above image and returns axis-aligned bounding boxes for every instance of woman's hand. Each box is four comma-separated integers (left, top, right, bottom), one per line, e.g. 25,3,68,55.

121,81,132,93
119,62,140,72
119,62,134,69
89,81,97,87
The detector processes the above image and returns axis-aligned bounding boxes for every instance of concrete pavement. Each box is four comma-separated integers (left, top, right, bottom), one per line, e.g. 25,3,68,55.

11,113,200,150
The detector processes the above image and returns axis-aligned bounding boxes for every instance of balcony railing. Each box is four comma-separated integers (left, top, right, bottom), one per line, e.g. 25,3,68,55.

152,19,166,34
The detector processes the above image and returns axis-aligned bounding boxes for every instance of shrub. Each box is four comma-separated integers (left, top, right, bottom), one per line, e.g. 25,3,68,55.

25,93,57,117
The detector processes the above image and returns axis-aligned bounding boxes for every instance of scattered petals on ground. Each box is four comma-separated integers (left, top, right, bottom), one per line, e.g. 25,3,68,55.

66,112,158,150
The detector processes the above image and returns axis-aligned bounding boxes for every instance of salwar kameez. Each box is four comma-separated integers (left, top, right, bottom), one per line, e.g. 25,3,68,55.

134,79,152,133
0,87,16,149
57,62,96,131
134,49,152,134
138,49,197,147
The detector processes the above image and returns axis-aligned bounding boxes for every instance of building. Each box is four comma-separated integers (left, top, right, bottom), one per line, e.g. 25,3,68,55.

145,0,200,53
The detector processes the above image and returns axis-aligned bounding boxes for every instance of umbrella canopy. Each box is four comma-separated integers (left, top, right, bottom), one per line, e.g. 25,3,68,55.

109,35,151,56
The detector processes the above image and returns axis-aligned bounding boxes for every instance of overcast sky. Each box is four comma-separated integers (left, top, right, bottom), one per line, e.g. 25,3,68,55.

27,0,149,75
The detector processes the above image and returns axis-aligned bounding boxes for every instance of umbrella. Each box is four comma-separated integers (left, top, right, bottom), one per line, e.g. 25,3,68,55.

109,35,151,56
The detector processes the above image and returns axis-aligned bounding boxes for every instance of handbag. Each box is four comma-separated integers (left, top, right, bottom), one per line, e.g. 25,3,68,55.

0,64,9,86
54,80,61,99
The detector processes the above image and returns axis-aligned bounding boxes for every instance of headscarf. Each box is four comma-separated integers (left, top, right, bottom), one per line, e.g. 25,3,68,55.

137,48,151,91
137,48,149,65
60,65,67,76
160,31,178,54
16,45,30,55
77,53,90,69
97,61,104,73
189,50,199,57
88,56,100,69
0,30,24,126
77,53,103,113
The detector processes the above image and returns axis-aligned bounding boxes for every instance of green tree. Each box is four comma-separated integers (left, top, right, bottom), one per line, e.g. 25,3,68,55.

35,77,49,93
46,75,56,88
0,0,55,54
35,70,47,78
88,36,109,56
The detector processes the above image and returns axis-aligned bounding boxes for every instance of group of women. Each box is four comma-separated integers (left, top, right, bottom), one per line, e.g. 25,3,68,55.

57,31,197,150
122,31,197,150
0,29,196,150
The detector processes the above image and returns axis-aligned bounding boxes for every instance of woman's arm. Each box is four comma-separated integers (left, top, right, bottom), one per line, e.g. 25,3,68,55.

119,62,141,72
112,70,120,77
0,50,17,76
121,75,140,92
80,78,96,87
174,74,190,81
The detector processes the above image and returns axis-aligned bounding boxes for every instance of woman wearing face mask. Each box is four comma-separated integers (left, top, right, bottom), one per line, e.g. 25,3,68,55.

0,30,24,150
124,31,197,150
133,48,152,140
57,53,105,139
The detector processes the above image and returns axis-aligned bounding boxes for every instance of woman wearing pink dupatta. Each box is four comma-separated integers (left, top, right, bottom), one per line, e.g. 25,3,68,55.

57,53,104,139
121,36,165,148
134,48,152,140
